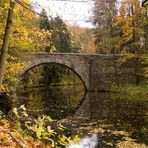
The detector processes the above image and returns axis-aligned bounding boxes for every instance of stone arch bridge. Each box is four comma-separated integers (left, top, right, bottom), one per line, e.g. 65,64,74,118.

18,52,144,91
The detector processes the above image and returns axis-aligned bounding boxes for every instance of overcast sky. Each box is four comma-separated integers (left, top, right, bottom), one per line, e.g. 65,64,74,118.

31,0,94,27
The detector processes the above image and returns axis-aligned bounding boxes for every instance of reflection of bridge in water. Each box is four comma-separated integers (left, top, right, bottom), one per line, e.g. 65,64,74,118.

18,52,145,91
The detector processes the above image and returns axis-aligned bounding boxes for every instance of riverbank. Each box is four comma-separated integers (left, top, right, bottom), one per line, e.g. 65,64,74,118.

111,84,148,97
0,118,51,147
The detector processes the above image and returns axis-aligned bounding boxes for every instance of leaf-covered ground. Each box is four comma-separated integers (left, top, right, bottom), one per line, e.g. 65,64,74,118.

60,117,148,148
0,117,148,148
0,119,51,148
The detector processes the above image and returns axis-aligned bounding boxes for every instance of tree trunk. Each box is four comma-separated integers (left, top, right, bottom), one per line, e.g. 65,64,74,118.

0,1,16,90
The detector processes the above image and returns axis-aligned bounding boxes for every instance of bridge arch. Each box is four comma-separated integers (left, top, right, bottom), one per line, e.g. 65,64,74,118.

17,56,89,90
18,62,87,90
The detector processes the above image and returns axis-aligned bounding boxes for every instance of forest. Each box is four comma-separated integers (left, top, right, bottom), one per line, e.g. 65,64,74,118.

0,0,148,147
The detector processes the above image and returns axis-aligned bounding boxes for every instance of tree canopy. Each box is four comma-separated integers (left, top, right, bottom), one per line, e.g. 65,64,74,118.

93,0,148,54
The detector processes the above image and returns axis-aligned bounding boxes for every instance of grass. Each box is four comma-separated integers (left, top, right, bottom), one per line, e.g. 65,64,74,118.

111,83,148,96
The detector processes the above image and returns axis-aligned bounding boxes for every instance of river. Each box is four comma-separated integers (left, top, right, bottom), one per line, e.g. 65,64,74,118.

16,85,148,147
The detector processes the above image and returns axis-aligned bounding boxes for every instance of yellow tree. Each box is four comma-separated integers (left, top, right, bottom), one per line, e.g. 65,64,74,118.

0,0,15,91
68,25,96,53
112,0,148,84
0,0,52,92
113,0,147,54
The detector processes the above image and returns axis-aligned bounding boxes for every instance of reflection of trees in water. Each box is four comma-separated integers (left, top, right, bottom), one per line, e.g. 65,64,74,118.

16,63,85,118
17,86,85,119
76,92,148,146
88,93,147,126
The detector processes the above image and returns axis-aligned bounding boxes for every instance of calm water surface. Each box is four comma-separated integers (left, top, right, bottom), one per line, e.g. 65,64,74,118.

16,86,148,147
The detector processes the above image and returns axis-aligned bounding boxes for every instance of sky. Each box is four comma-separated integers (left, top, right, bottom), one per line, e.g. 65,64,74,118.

31,0,94,28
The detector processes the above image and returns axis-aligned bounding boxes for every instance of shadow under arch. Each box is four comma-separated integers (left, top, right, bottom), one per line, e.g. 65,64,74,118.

17,62,87,91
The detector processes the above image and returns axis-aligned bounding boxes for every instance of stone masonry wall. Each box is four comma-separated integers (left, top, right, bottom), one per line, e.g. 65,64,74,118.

19,53,146,91
89,54,145,91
